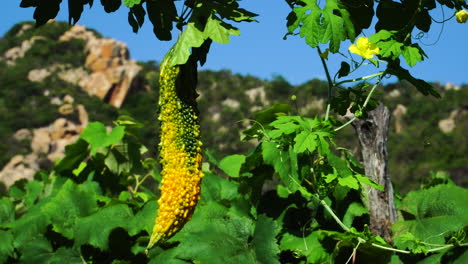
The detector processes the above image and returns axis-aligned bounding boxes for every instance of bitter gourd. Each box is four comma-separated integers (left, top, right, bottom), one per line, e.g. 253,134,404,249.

147,52,203,249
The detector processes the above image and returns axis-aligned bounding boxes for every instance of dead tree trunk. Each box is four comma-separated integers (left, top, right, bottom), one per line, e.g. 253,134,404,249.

353,104,397,242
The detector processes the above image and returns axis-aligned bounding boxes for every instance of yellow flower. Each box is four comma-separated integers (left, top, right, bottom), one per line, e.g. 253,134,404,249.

456,9,468,23
348,37,380,59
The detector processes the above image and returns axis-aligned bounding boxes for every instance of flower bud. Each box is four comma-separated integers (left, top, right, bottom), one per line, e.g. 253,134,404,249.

456,9,468,23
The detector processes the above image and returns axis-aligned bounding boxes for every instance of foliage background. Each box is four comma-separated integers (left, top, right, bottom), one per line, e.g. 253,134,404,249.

1,0,468,261
0,22,467,193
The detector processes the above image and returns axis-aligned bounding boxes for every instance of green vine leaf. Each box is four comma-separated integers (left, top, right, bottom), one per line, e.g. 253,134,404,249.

287,0,356,52
393,233,429,254
252,215,281,264
453,251,468,264
338,176,359,190
74,204,134,250
123,0,141,8
68,0,92,25
80,122,125,155
343,202,369,227
294,131,318,154
219,154,246,178
20,0,61,26
24,180,43,208
368,30,395,42
0,230,14,263
168,23,205,65
0,198,14,226
355,174,384,191
19,237,83,264
146,0,177,41
204,14,240,44
377,40,403,60
262,142,300,193
128,201,158,236
40,180,98,239
392,184,468,248
203,0,257,23
101,0,122,13
18,237,53,264
387,64,440,98
416,253,444,264
337,61,351,78
242,104,292,140
169,2,256,66
279,231,328,263
128,4,146,33
54,139,89,173
11,212,49,250
402,45,423,67
163,199,257,264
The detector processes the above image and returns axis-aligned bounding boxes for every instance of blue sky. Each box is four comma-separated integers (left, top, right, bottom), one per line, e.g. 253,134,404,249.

2,0,467,86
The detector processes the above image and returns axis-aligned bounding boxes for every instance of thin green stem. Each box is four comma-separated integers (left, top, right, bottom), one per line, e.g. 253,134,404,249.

334,116,357,132
317,47,333,121
317,195,467,255
371,243,411,254
426,244,454,253
345,240,362,264
317,195,350,232
335,71,385,87
334,78,381,132
317,47,333,100
135,173,151,193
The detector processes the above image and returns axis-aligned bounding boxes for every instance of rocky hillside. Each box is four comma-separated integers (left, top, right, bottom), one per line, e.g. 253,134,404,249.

0,21,467,193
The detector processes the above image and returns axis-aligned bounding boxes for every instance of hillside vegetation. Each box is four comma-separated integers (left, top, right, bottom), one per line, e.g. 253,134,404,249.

0,21,467,194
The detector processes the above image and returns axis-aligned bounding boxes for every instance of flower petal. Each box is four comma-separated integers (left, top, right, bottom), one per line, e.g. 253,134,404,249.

356,37,369,50
349,44,361,56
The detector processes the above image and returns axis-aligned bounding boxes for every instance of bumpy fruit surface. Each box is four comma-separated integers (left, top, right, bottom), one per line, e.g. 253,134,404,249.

147,55,203,249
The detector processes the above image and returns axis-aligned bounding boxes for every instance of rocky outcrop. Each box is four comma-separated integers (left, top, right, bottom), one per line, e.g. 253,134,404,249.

0,99,89,189
0,155,38,189
444,82,461,91
60,25,142,108
301,98,325,114
4,36,45,66
392,104,407,134
23,24,141,108
438,110,459,134
245,86,268,104
28,68,51,82
222,98,240,109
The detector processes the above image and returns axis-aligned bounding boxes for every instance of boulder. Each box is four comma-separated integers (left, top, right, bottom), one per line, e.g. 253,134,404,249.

58,103,74,115
3,36,45,66
0,155,38,189
392,104,407,134
222,98,241,109
59,25,142,108
439,119,455,134
77,104,89,128
28,68,51,82
31,127,50,154
13,129,32,141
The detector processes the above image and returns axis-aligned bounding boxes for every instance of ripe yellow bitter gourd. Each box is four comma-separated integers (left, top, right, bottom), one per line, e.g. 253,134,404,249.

147,53,203,249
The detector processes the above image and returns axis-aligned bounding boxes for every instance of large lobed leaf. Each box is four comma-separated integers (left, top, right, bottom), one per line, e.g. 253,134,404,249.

287,0,356,52
393,184,468,248
80,122,125,155
280,231,329,263
148,173,280,264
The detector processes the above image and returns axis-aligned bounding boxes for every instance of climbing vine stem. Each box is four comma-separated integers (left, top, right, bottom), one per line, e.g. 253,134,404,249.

334,75,384,132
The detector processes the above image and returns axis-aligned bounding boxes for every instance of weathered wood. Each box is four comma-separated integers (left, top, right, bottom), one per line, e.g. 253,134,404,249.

353,104,397,242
